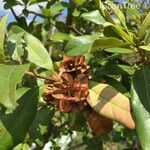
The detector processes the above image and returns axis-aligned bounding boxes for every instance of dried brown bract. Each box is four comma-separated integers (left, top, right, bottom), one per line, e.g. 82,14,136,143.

43,55,89,112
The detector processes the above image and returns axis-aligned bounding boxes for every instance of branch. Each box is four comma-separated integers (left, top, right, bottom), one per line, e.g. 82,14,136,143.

10,8,18,21
25,71,54,81
68,26,83,36
66,0,74,33
29,11,44,18
66,142,84,150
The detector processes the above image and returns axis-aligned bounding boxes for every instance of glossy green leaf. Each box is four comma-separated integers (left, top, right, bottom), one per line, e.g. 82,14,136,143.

0,64,30,109
138,12,150,39
81,10,105,25
104,47,133,54
0,16,7,54
106,1,127,30
65,35,99,56
131,67,150,149
10,26,53,70
104,23,135,45
0,87,42,150
91,37,126,53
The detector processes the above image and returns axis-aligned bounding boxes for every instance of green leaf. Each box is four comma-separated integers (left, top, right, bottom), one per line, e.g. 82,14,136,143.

65,35,99,56
81,10,105,25
131,67,150,149
13,143,29,150
15,87,30,101
95,64,135,76
126,7,141,24
132,67,150,113
104,47,133,54
28,0,47,5
104,23,135,45
0,64,30,109
3,0,18,9
50,32,72,42
49,2,65,16
66,43,92,56
103,25,123,39
91,37,126,53
42,9,51,17
0,52,6,63
0,16,7,54
105,76,128,94
69,113,87,131
74,0,86,6
0,87,42,150
138,12,150,39
106,1,127,30
95,0,114,24
7,30,25,64
10,26,53,70
29,106,54,140
140,44,150,51
145,29,150,45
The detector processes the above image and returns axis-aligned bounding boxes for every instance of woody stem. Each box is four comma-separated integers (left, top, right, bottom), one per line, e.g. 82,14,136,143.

25,71,54,81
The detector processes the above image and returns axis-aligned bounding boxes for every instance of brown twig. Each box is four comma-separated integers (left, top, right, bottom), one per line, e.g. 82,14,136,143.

25,71,54,81
66,142,85,150
68,26,83,36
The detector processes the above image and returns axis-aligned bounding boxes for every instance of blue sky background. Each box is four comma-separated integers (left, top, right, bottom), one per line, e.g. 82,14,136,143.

0,0,47,23
0,0,149,24
0,0,69,24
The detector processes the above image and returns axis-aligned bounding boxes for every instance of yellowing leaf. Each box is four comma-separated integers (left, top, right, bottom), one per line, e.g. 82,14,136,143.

88,81,135,129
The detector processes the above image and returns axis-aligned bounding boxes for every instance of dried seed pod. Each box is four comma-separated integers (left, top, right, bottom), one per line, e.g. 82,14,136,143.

43,55,89,112
59,56,88,78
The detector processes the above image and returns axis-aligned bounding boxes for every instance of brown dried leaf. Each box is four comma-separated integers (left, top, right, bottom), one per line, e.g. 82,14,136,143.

86,111,113,135
59,100,72,112
88,82,135,129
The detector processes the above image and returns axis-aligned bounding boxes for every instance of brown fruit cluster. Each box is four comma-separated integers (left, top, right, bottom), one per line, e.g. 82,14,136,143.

43,56,89,112
43,55,113,135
